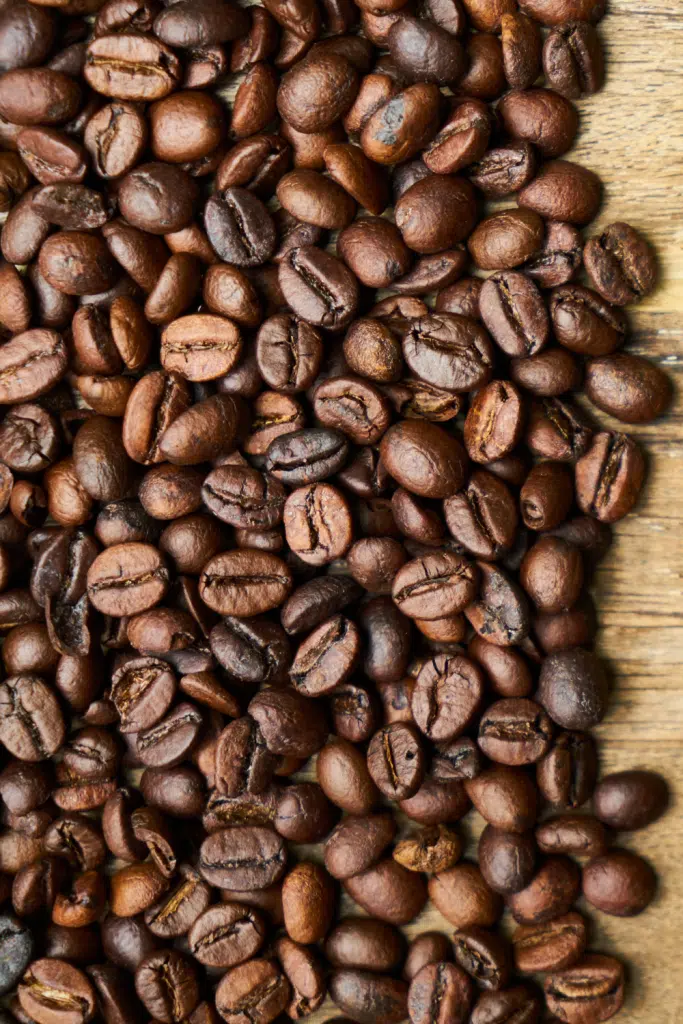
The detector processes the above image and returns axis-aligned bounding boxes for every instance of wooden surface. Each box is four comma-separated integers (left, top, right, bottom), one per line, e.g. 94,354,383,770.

302,2,683,1020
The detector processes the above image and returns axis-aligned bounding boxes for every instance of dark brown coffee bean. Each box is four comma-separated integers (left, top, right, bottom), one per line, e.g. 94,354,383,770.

498,88,578,158
444,470,517,560
282,860,335,944
317,736,379,815
392,552,477,622
480,272,549,357
401,313,493,393
278,52,358,132
411,654,484,741
583,848,656,916
465,382,524,464
507,855,580,924
593,769,669,830
118,162,198,235
518,159,601,225
39,231,119,297
469,986,542,1024
408,962,472,1024
283,483,353,565
536,729,596,809
525,397,593,464
575,430,645,522
188,902,266,967
324,142,389,216
453,927,511,991
584,353,671,423
135,949,199,1023
469,210,545,271
85,35,181,100
249,687,328,758
522,220,583,288
478,699,553,766
395,175,476,254
87,543,169,617
290,614,360,696
324,812,395,881
381,421,468,499
465,766,537,833
388,16,465,85
325,918,403,973
550,284,627,356
0,67,80,125
544,954,624,1024
216,957,290,1024
343,856,427,926
205,187,277,267
0,674,65,761
511,347,581,397
535,814,608,858
0,330,67,405
329,969,408,1024
501,12,542,89
279,245,359,331
543,22,604,98
199,826,286,891
478,825,536,896
366,722,424,800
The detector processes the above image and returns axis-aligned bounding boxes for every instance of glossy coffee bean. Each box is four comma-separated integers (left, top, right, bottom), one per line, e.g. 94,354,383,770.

544,954,624,1024
582,849,656,917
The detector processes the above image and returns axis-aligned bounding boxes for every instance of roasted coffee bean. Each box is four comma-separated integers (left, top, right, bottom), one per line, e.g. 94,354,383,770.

480,272,548,358
325,917,404,972
279,245,359,331
585,353,671,423
543,22,604,98
444,471,517,560
394,824,462,874
0,915,33,995
479,825,536,896
507,855,580,924
465,561,530,648
395,175,477,254
403,933,453,982
535,814,608,859
402,313,492,392
536,730,597,808
469,986,542,1024
466,766,537,833
453,927,511,991
361,83,441,166
18,959,96,1024
329,969,408,1024
188,902,266,967
518,159,602,225
0,674,66,761
469,210,545,271
215,957,290,1024
584,221,656,305
199,826,286,891
582,848,656,917
538,648,608,729
593,769,668,830
478,699,553,765
525,397,593,463
410,654,484,741
408,961,472,1024
513,912,587,974
520,536,583,612
381,421,468,499
367,722,424,800
544,954,624,1024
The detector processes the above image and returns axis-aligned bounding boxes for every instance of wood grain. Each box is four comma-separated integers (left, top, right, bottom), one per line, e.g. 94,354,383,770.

297,2,683,1021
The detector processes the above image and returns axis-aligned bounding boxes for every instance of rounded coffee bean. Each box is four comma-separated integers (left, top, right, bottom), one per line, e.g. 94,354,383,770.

469,210,545,271
282,861,335,944
279,246,359,331
199,826,286,891
428,863,502,929
0,675,65,761
511,348,581,397
575,430,645,522
361,83,441,166
479,826,536,896
200,551,292,616
407,962,472,1024
465,766,538,833
392,552,478,620
326,918,404,972
465,381,524,464
284,484,353,565
520,537,583,613
543,21,604,98
465,561,530,647
0,68,80,126
518,159,601,226
593,769,668,831
216,958,290,1024
395,176,477,254
188,903,266,968
544,954,624,1024
84,101,148,179
84,35,181,101
0,914,33,995
256,315,322,393
343,858,427,925
87,543,169,617
317,737,379,815
582,849,656,917
498,88,578,158
324,813,396,880
402,313,493,392
277,53,358,133
135,949,199,1023
381,421,468,499
469,986,542,1024
39,232,118,296
277,169,356,230
537,648,608,729
338,216,411,289
403,934,453,982
585,353,671,423
290,615,360,696
205,188,277,266
444,471,518,561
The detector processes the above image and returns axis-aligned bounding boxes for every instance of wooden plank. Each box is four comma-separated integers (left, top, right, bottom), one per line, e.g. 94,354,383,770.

298,2,683,1022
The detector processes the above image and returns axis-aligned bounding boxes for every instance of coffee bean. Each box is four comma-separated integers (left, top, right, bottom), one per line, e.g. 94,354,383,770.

538,648,608,729
465,561,530,647
453,926,511,991
394,823,462,874
480,272,549,357
466,766,538,833
507,855,580,924
325,917,404,972
470,986,542,1024
18,958,96,1024
215,957,290,1024
444,470,518,560
518,159,601,225
544,22,604,98
408,961,472,1024
0,915,33,995
535,814,608,859
279,245,359,330
324,813,396,880
361,83,441,165
329,969,408,1024
582,849,656,916
544,954,624,1023
585,353,671,423
395,175,477,254
536,730,597,808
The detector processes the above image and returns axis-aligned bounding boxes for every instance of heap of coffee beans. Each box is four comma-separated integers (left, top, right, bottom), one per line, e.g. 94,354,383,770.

0,0,672,1021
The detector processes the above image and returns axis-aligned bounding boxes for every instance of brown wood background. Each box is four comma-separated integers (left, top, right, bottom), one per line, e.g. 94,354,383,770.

300,1,683,1020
